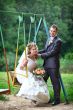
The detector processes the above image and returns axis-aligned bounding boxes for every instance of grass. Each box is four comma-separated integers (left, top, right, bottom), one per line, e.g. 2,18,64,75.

0,72,73,102
47,73,73,102
0,95,9,101
0,72,20,95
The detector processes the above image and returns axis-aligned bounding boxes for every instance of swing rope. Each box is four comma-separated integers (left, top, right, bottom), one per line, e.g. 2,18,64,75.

13,14,29,85
23,16,28,78
43,17,49,38
28,21,31,44
0,24,11,94
12,15,21,85
33,17,42,43
14,16,48,79
0,10,44,16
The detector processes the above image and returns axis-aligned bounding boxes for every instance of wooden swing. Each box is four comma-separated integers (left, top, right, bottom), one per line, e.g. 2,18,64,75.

11,14,29,86
0,25,11,95
10,14,49,86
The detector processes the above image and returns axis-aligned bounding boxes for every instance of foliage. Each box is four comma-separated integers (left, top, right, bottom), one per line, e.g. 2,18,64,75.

60,53,73,73
0,56,6,71
60,58,73,73
7,52,16,71
64,52,73,60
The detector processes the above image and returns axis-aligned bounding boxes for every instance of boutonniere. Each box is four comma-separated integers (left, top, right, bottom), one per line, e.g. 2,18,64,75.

49,40,53,45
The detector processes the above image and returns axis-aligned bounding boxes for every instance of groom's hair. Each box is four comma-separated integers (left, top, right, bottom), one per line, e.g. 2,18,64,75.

50,24,58,32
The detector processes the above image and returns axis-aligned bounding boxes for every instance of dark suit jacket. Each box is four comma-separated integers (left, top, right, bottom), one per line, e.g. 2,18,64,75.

39,36,62,69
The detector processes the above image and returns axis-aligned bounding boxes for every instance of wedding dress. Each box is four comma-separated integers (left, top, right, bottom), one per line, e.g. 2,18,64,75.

16,52,50,104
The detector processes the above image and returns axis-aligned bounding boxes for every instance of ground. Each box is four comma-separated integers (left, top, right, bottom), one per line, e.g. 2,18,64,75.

0,95,73,110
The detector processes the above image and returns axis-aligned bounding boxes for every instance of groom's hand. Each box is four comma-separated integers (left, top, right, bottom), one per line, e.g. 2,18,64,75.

38,54,41,57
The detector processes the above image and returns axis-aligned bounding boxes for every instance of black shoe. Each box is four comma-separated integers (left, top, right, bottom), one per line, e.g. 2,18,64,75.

52,101,60,106
32,100,37,104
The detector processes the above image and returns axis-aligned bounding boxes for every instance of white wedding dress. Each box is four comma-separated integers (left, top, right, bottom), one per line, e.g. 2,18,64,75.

16,52,50,104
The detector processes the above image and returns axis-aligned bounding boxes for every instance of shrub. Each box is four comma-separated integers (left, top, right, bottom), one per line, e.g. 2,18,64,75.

64,52,73,60
7,52,20,71
60,58,73,73
0,57,6,71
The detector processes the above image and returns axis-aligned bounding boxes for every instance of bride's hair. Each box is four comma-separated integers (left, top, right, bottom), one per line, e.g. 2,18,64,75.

27,42,38,55
18,42,38,64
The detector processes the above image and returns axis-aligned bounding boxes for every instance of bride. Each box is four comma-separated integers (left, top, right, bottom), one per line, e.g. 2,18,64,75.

16,42,50,104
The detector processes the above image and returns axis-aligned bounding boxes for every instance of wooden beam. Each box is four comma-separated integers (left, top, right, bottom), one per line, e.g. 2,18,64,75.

0,89,10,95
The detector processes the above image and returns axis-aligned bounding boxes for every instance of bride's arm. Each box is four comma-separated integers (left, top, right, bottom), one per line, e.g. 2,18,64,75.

20,58,28,69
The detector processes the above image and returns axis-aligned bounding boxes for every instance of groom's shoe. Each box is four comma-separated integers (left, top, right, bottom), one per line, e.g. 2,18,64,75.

52,101,60,106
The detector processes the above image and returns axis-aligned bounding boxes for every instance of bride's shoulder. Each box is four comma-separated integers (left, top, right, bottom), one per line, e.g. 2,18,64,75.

27,57,37,65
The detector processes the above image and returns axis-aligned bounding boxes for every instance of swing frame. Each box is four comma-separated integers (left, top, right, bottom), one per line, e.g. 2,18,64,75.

0,25,11,95
0,89,10,95
12,14,29,86
0,11,68,104
12,16,50,86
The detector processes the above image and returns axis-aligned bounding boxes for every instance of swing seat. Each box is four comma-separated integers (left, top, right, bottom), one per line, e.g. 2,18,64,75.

0,89,10,95
9,71,21,85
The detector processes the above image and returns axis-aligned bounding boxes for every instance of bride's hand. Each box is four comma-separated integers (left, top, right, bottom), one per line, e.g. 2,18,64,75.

20,58,28,69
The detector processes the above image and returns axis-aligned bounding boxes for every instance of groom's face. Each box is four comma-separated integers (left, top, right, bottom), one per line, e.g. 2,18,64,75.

49,27,57,37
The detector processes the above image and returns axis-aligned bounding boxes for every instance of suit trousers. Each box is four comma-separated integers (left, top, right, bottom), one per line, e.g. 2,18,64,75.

43,68,61,102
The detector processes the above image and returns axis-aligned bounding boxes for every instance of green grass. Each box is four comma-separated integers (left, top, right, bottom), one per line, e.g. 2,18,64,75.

0,72,73,102
0,95,9,101
47,73,73,102
0,72,20,95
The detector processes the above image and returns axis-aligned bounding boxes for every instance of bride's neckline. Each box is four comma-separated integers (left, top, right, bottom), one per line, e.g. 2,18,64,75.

28,56,36,61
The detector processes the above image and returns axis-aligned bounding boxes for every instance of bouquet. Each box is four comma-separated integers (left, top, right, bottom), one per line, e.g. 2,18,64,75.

33,68,45,77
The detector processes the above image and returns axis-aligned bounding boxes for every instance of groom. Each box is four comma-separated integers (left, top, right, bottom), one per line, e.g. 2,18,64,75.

38,24,62,105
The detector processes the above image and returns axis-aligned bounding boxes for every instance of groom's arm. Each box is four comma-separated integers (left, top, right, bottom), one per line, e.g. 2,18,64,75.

38,48,46,54
40,40,62,59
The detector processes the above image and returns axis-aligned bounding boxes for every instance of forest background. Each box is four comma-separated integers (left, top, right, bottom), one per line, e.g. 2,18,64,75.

0,0,73,73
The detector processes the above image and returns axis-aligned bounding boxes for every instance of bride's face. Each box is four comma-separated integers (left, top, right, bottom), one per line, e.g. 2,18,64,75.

30,46,38,56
